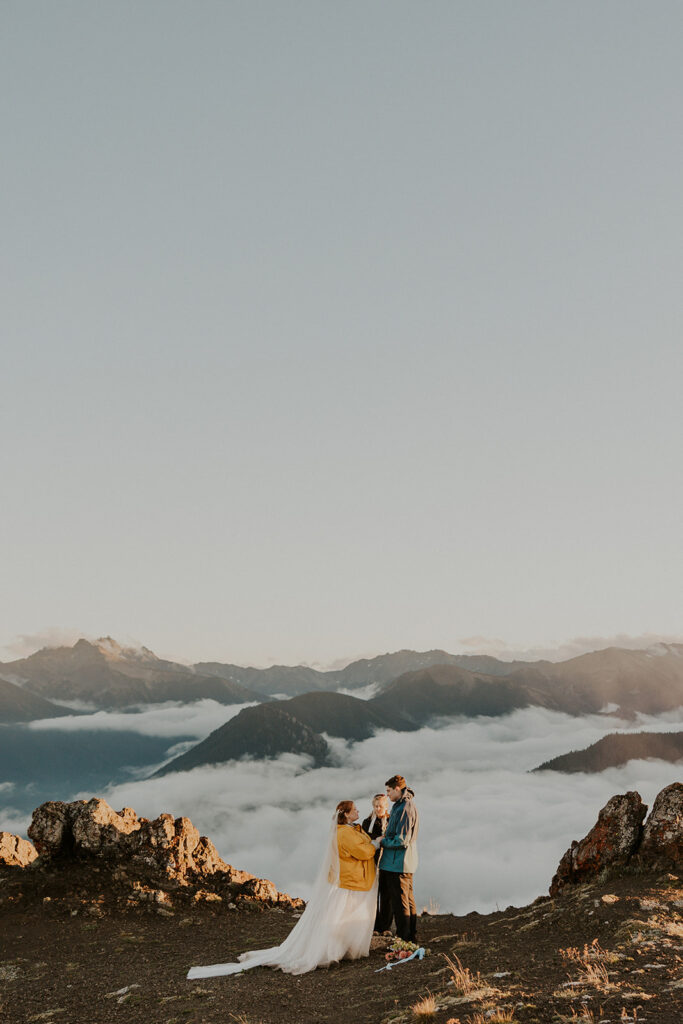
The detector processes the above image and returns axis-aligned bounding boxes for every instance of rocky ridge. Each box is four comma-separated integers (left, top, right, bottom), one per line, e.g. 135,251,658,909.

0,797,302,914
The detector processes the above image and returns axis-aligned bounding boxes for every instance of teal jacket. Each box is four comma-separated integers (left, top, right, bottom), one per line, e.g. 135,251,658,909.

379,792,419,873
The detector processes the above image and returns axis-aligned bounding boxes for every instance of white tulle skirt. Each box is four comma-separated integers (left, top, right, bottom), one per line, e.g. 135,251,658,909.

187,882,377,978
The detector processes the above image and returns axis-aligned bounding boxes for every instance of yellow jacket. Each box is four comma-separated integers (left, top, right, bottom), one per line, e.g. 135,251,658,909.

336,824,376,891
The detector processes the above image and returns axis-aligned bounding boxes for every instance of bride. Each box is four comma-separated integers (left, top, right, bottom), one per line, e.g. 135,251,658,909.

187,800,379,978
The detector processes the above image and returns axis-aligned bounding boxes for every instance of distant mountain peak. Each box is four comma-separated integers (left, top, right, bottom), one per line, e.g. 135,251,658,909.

73,638,98,652
95,637,158,663
0,637,260,710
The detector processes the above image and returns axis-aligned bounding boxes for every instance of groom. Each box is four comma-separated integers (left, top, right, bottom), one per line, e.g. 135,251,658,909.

376,774,419,942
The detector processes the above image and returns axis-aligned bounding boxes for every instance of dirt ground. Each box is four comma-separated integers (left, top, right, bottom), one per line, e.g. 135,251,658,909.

1,867,681,1024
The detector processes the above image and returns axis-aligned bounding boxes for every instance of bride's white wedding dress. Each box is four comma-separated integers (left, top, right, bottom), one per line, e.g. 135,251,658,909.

187,814,377,978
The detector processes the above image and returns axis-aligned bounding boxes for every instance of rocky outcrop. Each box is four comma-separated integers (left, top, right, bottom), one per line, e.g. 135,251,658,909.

29,797,245,882
550,783,683,896
550,792,647,896
0,831,38,867
638,782,683,868
25,797,300,908
28,799,140,859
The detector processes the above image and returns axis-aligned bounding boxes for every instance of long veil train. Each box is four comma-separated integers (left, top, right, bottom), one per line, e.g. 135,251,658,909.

187,812,377,978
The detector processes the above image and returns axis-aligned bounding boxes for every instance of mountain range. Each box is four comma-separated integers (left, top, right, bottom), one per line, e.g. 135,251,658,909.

153,690,408,775
158,648,683,773
154,667,560,774
4,638,683,721
0,638,258,712
195,648,532,697
2,638,683,779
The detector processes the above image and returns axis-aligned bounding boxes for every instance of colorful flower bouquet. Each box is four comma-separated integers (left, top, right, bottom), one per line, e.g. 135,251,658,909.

384,939,430,963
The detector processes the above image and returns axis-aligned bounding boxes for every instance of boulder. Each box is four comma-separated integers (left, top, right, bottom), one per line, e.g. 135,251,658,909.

550,791,647,896
27,801,74,857
240,877,279,902
29,799,142,859
638,782,683,868
71,800,140,853
0,832,38,867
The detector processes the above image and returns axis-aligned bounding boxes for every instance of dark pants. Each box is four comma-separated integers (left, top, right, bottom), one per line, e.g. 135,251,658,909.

374,868,393,932
376,870,416,941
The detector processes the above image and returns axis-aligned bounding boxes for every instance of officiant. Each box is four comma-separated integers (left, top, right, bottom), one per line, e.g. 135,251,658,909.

362,793,391,933
362,793,390,846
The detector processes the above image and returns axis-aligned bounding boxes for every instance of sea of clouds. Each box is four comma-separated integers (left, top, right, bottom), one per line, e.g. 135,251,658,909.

26,699,255,740
46,704,680,916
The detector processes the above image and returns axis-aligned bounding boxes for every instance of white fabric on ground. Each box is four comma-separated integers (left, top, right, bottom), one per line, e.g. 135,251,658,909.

187,883,376,977
187,810,376,978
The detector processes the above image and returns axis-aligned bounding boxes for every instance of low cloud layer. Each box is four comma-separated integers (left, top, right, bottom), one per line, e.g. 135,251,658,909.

89,706,683,916
28,700,252,740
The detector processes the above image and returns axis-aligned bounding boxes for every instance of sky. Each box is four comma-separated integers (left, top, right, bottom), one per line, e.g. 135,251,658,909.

2,3,682,667
2,704,681,913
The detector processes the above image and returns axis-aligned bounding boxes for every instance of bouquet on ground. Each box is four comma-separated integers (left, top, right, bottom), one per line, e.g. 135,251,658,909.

384,939,430,963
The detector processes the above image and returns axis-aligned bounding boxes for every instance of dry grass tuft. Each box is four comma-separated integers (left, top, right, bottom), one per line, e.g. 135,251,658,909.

558,938,620,992
421,897,441,915
450,932,481,949
560,938,620,966
411,993,437,1018
444,954,482,996
467,1008,516,1023
569,1008,595,1023
552,1008,597,1024
620,1008,640,1022
576,960,611,988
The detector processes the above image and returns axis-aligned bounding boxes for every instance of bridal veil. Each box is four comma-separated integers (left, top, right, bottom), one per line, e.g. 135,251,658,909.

187,811,376,978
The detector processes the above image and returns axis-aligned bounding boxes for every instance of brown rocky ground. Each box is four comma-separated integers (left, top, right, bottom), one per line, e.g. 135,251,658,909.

1,863,681,1024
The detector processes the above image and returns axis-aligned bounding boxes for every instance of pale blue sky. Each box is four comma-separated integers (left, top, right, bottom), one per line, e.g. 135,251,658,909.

2,2,682,665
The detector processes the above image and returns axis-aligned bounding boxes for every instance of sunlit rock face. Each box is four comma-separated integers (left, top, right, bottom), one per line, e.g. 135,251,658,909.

549,791,647,896
549,783,683,896
638,782,683,868
27,797,248,883
0,831,38,867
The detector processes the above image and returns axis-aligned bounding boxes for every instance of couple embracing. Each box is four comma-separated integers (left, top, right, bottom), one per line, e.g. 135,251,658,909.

188,775,419,978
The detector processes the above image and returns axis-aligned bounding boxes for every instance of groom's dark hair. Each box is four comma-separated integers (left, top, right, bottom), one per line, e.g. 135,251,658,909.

385,774,407,790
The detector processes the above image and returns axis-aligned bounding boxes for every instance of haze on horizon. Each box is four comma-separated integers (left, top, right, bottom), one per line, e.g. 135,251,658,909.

2,3,682,668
